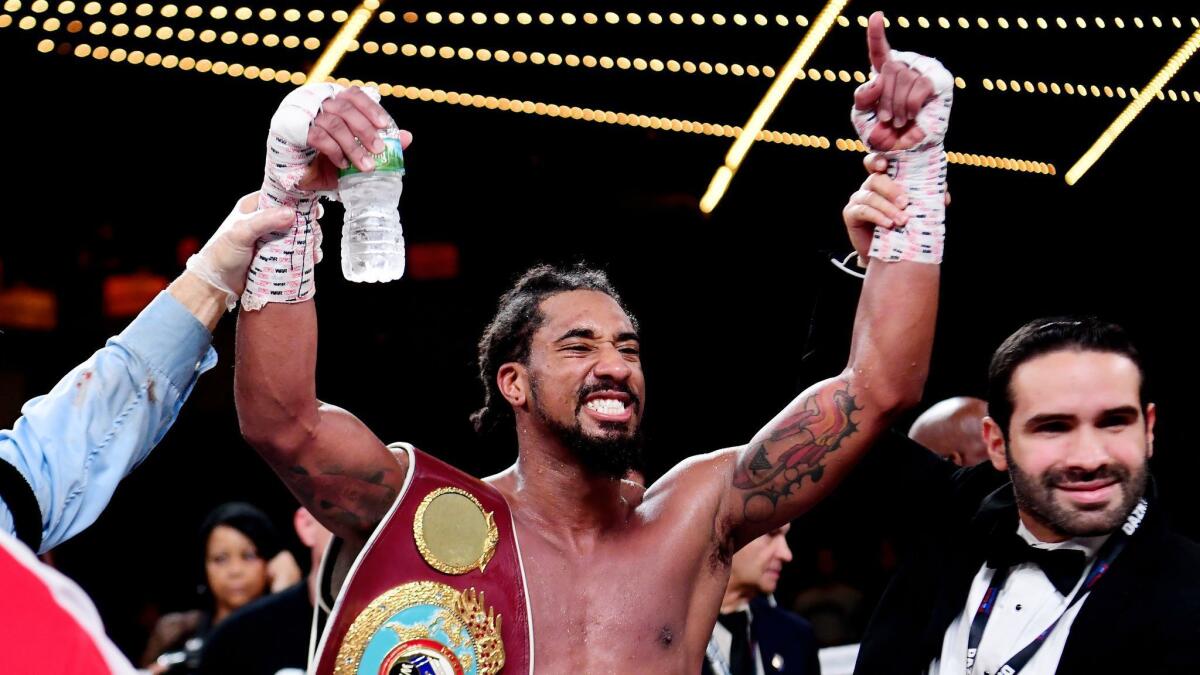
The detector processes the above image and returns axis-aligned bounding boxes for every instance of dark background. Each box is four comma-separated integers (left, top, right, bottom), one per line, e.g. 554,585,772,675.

1,0,1196,658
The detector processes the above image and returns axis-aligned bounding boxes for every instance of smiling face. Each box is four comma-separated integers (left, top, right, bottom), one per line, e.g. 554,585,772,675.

983,349,1155,542
516,290,646,478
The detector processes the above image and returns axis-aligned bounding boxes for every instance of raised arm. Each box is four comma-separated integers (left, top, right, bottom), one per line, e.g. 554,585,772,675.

0,195,290,553
234,87,411,543
721,13,948,549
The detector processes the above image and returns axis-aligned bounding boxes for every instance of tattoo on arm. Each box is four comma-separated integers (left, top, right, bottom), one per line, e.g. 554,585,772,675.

733,381,861,523
285,463,398,534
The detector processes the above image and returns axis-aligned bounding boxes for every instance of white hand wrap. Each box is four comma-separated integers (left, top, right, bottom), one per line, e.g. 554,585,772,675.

850,51,953,264
241,84,344,310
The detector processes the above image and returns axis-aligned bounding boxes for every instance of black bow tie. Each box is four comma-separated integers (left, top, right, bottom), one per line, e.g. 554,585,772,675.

986,533,1089,595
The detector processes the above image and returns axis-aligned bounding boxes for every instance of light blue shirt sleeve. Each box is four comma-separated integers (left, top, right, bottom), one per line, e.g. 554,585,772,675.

0,291,217,552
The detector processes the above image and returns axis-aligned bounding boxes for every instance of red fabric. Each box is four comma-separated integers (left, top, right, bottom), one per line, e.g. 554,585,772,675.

316,448,531,674
0,544,113,674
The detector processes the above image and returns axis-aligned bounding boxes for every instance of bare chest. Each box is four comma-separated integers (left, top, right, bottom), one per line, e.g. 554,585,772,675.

513,522,726,674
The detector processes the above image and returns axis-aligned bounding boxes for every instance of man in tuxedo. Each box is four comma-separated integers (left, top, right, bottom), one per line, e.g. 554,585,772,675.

854,318,1200,674
703,524,821,675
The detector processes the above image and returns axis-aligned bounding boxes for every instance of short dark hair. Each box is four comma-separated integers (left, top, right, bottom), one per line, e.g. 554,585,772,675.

471,263,637,436
986,317,1146,438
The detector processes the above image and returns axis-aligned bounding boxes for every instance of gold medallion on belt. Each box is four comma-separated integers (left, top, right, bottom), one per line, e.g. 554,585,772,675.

335,486,505,674
413,486,499,575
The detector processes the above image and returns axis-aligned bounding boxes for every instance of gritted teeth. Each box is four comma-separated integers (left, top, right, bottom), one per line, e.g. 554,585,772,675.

585,398,627,415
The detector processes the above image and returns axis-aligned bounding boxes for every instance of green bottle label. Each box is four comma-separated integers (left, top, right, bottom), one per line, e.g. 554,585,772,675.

339,136,405,177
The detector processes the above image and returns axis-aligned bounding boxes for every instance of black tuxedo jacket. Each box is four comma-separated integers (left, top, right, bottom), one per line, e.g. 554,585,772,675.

853,437,1200,675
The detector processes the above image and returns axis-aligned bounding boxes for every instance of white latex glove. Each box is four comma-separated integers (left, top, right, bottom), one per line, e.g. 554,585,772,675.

185,192,295,310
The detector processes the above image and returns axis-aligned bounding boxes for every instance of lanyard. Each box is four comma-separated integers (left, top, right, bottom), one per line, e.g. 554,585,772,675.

964,498,1145,675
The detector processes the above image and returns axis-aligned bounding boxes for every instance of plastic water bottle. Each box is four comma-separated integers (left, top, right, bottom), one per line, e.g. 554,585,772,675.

339,123,406,283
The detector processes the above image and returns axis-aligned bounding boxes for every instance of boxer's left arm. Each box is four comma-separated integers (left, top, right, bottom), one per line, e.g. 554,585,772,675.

716,13,943,552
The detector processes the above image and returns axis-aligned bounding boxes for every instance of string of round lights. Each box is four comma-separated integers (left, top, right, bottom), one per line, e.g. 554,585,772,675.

4,1,361,24
37,34,309,83
799,67,1199,105
28,28,1054,176
979,77,1198,104
395,9,1198,32
832,136,1056,174
2,2,1060,177
5,2,1192,109
9,2,1195,34
7,6,1190,109
372,39,782,79
14,10,328,49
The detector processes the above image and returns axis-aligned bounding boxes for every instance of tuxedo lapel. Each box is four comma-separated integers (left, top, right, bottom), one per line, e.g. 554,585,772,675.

921,484,1018,662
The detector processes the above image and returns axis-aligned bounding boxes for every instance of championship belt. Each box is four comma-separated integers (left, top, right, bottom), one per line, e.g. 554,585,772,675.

312,444,534,675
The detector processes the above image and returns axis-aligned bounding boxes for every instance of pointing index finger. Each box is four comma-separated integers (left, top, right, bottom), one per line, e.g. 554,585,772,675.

866,11,891,72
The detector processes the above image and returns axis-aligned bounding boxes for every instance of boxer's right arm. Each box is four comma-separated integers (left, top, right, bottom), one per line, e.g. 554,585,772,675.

235,303,406,542
235,87,409,543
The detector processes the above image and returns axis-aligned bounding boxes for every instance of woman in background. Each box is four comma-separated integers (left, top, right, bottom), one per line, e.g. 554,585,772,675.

141,502,300,674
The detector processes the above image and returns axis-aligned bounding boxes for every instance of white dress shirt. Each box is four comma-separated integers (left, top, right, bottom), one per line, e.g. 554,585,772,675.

927,521,1108,675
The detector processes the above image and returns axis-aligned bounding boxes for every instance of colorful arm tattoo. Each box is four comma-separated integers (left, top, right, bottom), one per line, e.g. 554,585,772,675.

733,381,862,523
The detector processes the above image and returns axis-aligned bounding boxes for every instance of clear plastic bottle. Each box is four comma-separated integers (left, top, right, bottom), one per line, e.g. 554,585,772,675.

338,123,406,283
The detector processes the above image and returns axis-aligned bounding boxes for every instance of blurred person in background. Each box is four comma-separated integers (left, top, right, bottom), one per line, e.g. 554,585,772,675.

705,524,820,675
141,502,300,674
199,507,333,675
908,397,989,467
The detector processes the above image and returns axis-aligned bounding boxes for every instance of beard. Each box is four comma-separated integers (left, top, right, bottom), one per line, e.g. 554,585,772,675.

1008,446,1148,538
531,378,644,480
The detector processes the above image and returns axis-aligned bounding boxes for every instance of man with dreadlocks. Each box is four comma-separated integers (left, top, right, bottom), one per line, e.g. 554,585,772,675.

236,13,945,674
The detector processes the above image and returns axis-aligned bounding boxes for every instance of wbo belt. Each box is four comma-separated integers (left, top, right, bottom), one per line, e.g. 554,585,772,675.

312,444,533,675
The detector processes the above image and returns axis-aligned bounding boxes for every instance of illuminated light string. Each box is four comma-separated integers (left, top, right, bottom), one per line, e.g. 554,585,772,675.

46,36,309,83
8,6,759,78
831,137,1055,175
14,10,328,49
1066,25,1200,184
10,3,1194,33
798,67,1200,105
0,10,834,85
0,12,910,89
397,9,1198,32
5,0,370,24
41,35,1053,177
50,38,828,146
980,77,1199,104
7,5,1190,105
23,10,1194,108
378,39,782,79
737,66,1200,105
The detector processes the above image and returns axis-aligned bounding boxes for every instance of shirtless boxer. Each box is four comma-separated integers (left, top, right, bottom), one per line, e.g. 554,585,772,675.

236,13,947,673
